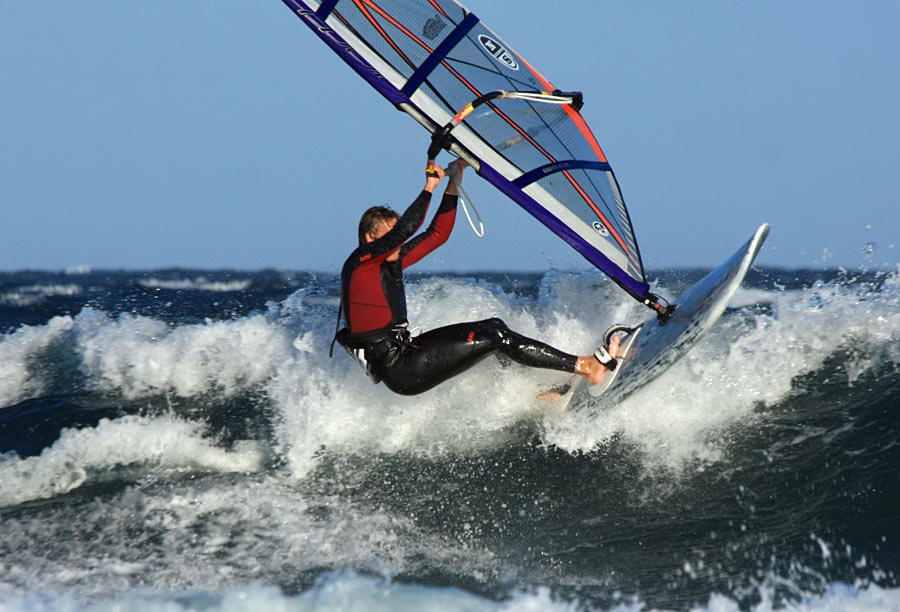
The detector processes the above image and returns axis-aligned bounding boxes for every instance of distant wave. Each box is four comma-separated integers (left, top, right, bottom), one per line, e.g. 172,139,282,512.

1,283,82,306
137,277,253,292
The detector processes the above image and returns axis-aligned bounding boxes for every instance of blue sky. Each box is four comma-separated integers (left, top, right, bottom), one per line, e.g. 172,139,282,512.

2,1,897,272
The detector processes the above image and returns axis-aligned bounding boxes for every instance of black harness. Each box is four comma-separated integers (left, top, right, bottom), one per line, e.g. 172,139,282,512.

333,324,413,383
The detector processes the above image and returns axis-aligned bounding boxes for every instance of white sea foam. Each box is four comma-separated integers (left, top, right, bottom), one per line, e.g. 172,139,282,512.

0,575,578,612
0,315,74,407
0,469,494,598
535,274,900,472
0,572,897,612
2,272,897,484
0,414,262,506
73,307,293,399
1,273,898,610
267,276,609,477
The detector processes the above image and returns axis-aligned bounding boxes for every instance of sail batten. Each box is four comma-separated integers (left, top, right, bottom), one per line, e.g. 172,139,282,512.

282,0,651,301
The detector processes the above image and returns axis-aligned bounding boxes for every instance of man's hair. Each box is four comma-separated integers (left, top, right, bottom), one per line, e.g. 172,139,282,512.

358,206,398,245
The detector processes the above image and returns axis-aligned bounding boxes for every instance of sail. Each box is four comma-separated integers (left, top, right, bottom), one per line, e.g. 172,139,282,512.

280,0,652,302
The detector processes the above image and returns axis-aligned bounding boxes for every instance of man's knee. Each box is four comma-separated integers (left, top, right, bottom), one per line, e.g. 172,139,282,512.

482,317,507,330
476,318,510,343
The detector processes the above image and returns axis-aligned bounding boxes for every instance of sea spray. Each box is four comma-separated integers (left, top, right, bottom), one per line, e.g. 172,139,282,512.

1,268,898,609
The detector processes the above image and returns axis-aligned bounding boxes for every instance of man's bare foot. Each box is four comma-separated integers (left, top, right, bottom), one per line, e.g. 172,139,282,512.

536,381,573,403
536,389,564,403
574,334,621,385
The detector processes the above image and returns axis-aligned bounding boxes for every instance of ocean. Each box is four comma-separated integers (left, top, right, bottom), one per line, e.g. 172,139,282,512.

1,265,898,611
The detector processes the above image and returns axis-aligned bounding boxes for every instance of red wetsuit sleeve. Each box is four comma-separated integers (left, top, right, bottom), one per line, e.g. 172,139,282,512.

400,193,458,269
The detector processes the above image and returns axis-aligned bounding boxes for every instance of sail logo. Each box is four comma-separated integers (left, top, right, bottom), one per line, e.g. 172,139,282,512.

478,35,518,70
592,221,610,237
423,15,446,40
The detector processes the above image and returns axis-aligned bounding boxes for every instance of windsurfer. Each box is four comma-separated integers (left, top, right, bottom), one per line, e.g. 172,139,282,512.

333,159,622,396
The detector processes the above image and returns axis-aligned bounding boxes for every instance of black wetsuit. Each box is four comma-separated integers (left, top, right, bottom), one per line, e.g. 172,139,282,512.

336,189,577,395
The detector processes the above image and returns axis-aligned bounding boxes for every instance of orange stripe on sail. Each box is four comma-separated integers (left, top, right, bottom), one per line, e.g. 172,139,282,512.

561,170,627,252
513,52,622,251
426,0,449,18
517,54,607,163
350,0,416,69
359,0,432,54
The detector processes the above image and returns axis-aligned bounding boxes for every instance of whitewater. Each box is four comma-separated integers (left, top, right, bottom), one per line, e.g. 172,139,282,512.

1,266,898,611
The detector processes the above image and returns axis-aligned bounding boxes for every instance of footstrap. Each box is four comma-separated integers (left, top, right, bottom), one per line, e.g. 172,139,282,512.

594,346,618,371
604,324,635,348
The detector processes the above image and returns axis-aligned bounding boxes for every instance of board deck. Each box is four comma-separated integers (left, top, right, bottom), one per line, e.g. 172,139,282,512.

563,223,769,412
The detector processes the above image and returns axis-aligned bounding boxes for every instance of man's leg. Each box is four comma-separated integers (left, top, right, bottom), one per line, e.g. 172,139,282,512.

380,318,576,395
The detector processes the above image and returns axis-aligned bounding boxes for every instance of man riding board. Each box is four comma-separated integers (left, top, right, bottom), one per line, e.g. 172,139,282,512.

334,159,621,396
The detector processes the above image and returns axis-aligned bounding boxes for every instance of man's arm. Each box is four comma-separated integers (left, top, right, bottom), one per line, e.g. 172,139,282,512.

401,161,467,268
363,163,448,259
